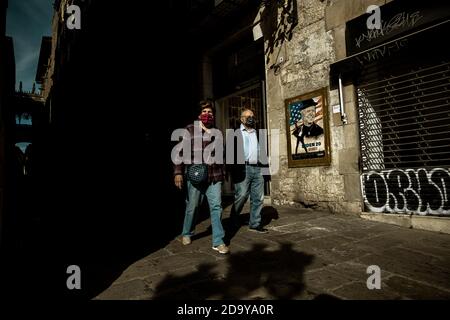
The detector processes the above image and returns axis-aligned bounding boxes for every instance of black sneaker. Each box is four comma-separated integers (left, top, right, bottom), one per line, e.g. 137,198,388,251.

249,226,269,233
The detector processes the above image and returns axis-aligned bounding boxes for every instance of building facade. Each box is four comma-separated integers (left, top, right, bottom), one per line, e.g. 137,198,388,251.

35,0,450,236
267,0,450,229
188,0,450,232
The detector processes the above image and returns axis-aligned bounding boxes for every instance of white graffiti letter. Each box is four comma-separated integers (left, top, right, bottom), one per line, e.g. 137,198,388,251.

66,265,81,290
225,129,245,165
366,5,381,30
203,128,224,165
267,129,280,176
193,121,203,164
171,128,191,165
366,265,381,290
67,5,81,30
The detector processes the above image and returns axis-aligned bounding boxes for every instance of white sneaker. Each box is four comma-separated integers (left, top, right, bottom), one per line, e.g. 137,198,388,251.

212,244,229,254
181,236,191,245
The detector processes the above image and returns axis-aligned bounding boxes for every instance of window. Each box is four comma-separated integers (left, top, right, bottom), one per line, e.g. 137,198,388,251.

16,112,32,126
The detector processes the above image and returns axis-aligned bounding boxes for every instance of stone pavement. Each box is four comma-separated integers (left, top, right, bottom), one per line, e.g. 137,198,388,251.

95,205,450,300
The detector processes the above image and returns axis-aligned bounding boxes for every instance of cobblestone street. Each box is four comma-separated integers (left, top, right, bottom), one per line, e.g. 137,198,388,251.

95,205,450,300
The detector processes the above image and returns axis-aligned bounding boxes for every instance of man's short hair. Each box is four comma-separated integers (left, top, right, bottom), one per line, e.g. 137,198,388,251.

240,106,255,117
199,99,215,113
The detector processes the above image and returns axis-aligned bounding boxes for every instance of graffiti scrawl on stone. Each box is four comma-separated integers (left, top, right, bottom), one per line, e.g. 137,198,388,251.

361,168,450,215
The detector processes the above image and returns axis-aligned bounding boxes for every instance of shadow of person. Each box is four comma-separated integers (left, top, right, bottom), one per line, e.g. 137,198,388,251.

260,206,279,227
223,211,250,245
190,225,213,242
312,293,341,300
152,242,314,300
221,195,235,210
224,206,279,244
186,196,241,243
223,243,313,299
154,263,220,300
223,216,240,245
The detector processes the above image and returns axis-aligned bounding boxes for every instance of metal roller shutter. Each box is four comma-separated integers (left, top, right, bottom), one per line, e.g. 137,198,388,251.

358,61,450,215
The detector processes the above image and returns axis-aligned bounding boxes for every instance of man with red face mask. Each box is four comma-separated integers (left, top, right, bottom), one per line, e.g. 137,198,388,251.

173,100,229,254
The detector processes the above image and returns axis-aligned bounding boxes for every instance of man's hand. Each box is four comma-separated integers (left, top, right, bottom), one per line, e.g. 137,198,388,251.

174,174,183,189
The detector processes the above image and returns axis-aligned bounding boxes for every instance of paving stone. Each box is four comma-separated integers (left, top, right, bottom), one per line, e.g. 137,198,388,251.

356,250,450,290
313,241,382,263
384,276,450,300
397,243,450,265
152,278,225,300
331,281,403,300
304,268,353,291
267,221,312,233
144,266,208,294
337,228,395,241
294,234,356,252
95,279,151,300
124,252,218,281
266,227,333,243
305,216,357,232
324,261,392,285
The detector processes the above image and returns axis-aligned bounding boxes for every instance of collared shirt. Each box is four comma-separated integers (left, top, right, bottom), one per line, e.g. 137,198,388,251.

240,123,259,164
173,122,225,183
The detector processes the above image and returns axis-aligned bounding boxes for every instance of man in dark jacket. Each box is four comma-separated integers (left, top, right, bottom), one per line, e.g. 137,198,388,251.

228,108,269,233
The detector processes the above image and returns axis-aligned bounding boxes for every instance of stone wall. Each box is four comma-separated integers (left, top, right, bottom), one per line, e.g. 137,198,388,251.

265,0,392,215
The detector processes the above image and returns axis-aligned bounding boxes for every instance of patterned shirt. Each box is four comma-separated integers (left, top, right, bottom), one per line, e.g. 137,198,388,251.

173,122,225,183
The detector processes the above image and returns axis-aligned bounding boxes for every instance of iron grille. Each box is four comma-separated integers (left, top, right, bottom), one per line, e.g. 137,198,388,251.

358,61,450,215
358,61,450,171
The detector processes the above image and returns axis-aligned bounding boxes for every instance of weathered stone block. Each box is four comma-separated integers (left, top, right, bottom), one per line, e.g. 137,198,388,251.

344,84,355,103
325,0,347,31
411,215,450,235
333,24,346,60
339,148,359,174
344,99,358,125
360,212,412,229
344,173,362,202
343,122,359,149
329,88,340,106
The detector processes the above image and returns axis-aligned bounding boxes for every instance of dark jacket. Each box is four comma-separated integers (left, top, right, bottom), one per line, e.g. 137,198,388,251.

292,123,324,153
227,126,270,184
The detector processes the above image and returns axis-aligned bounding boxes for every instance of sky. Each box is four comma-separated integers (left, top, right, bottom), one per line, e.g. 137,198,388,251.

6,0,54,92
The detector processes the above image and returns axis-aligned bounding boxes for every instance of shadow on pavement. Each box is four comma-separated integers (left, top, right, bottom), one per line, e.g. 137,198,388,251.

312,293,342,300
153,242,314,299
224,206,279,245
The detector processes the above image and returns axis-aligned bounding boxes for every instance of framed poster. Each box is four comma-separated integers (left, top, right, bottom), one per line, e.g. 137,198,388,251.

285,87,331,167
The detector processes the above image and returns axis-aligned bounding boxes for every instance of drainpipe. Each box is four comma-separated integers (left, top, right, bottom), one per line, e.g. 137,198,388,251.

338,74,348,125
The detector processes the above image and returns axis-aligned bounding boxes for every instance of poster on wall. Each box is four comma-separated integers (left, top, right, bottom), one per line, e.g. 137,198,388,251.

285,87,331,167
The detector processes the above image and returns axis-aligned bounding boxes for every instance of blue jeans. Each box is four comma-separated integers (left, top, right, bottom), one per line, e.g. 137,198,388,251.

181,180,225,247
230,165,264,228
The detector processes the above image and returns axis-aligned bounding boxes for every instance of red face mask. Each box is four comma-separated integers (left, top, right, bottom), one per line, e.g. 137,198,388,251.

199,113,214,128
